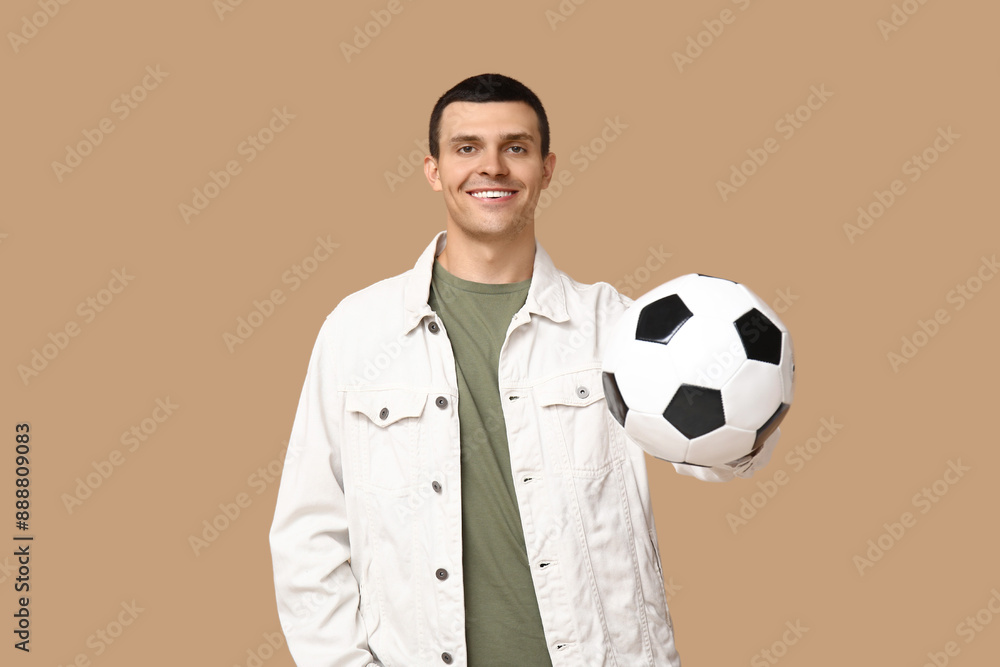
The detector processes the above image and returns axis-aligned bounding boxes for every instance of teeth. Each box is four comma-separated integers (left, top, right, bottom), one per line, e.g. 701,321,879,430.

470,190,513,199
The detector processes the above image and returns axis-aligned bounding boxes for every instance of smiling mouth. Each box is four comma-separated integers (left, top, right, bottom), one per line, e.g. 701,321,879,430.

467,189,519,201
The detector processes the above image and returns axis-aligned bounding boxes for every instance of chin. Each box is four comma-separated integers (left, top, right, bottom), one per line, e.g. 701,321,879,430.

454,218,529,241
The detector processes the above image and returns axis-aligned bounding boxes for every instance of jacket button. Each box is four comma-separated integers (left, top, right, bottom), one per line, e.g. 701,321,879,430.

435,568,448,580
432,481,442,493
379,407,389,420
576,386,590,399
435,396,448,409
428,321,440,334
441,652,453,664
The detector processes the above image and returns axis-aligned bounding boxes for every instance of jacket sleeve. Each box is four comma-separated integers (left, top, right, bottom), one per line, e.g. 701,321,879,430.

269,315,380,667
670,427,781,483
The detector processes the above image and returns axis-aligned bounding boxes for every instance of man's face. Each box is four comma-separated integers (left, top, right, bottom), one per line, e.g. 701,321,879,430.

425,101,556,243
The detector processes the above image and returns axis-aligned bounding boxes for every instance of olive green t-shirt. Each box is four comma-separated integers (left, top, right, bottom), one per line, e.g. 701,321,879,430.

428,258,553,667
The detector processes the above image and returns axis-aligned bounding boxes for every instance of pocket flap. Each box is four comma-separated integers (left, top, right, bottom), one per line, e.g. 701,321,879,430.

345,388,428,427
535,367,606,408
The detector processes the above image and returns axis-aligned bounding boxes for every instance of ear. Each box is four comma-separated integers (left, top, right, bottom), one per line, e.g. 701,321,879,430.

541,152,557,189
424,156,442,192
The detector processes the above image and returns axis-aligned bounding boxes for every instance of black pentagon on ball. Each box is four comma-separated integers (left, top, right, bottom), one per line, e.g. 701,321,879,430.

734,308,782,365
636,294,693,345
748,403,790,457
664,384,725,439
602,372,629,428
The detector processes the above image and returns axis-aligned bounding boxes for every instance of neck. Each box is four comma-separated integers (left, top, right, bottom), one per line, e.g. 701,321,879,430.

436,224,535,284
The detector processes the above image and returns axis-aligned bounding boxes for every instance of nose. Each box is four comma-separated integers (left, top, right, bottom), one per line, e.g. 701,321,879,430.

478,146,507,178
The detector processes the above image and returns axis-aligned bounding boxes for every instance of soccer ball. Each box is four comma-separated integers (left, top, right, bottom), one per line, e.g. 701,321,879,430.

602,274,794,467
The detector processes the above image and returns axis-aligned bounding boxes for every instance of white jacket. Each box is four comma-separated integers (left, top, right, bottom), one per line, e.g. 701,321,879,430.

269,230,776,666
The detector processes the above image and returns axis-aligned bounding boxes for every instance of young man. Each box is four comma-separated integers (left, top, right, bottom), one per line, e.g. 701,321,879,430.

269,73,778,667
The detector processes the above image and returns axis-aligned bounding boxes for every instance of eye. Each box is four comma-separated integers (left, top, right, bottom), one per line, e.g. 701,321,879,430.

508,145,526,154
458,145,475,154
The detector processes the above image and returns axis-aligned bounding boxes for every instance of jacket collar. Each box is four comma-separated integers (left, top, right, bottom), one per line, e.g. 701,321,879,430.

403,230,570,334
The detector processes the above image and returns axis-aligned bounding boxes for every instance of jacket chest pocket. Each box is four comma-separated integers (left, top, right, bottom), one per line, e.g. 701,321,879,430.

535,367,620,475
345,388,428,492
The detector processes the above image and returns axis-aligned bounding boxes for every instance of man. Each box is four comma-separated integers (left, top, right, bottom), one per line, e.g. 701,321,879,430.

269,73,778,666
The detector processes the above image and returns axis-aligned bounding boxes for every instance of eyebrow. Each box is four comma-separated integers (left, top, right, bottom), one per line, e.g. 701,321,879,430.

448,132,536,145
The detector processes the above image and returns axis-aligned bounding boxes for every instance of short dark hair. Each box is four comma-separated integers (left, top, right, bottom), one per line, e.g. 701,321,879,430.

428,73,550,161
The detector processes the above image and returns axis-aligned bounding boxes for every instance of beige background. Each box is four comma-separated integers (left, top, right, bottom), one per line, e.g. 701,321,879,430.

3,0,999,665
